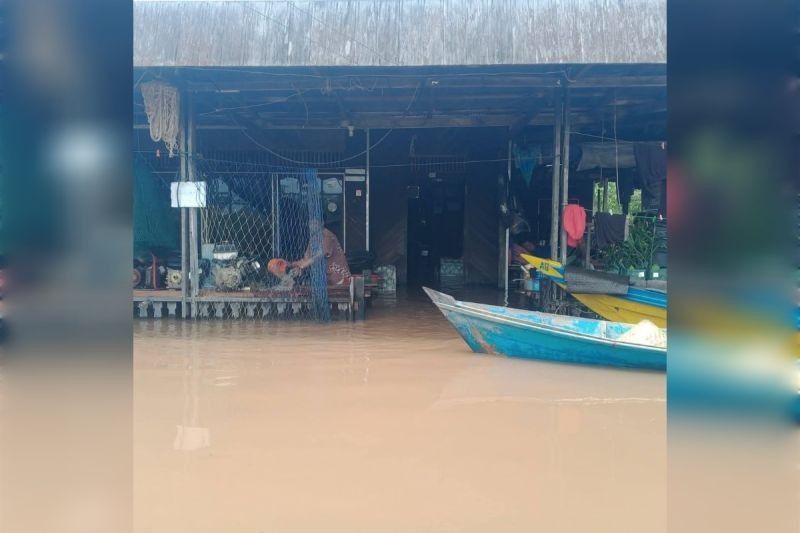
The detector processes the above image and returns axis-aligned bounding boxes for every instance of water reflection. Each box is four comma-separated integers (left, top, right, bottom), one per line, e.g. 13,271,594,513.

134,289,665,532
173,349,210,452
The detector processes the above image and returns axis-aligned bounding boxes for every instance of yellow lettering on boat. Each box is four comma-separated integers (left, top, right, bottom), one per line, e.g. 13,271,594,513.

520,254,565,281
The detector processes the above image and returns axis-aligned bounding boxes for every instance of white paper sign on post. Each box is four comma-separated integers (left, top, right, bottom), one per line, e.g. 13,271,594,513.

170,181,207,208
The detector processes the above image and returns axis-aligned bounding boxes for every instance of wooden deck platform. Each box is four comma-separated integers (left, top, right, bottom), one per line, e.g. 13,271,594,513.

133,276,367,320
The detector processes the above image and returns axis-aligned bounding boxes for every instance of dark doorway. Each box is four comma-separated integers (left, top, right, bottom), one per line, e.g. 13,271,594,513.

406,174,465,287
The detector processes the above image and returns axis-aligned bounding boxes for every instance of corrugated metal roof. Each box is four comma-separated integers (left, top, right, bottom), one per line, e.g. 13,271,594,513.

134,0,666,67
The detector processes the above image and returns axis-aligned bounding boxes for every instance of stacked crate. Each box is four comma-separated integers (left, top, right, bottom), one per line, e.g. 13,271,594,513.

438,258,465,292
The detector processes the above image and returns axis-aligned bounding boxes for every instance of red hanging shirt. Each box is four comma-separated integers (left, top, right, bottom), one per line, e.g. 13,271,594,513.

562,204,586,248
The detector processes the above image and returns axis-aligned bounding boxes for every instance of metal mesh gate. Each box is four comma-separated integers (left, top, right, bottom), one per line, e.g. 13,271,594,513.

133,144,365,321
194,165,335,320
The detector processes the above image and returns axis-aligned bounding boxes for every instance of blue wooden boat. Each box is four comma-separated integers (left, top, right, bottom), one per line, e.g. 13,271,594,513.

424,287,666,370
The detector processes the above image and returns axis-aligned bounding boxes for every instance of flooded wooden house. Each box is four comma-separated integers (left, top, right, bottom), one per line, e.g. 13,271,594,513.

132,0,667,320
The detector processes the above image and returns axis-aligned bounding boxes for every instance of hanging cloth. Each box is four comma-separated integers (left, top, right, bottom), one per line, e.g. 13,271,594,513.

593,213,628,248
634,143,666,213
513,144,541,186
562,204,586,248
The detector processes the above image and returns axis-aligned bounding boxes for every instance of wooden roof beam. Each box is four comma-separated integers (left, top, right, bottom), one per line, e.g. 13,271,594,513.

184,75,664,93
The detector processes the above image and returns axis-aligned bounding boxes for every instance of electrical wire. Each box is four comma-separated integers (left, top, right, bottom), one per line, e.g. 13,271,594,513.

571,131,639,144
370,158,507,169
223,80,421,166
232,119,393,166
134,69,148,90
197,89,313,116
133,149,512,171
200,77,360,165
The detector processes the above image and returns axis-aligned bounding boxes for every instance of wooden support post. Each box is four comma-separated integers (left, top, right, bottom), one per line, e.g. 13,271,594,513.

504,137,512,306
497,175,506,289
187,93,200,316
550,91,563,261
348,277,355,321
585,222,592,268
354,276,366,321
595,181,601,214
365,129,370,252
559,87,572,265
180,90,190,318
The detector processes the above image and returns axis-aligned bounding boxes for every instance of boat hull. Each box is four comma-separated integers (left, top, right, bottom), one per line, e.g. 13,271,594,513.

425,288,666,370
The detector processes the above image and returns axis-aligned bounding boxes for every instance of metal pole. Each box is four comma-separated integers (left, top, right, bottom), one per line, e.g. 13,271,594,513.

365,129,370,252
187,93,199,314
602,178,609,212
504,137,511,306
559,88,571,265
179,91,189,318
550,92,563,261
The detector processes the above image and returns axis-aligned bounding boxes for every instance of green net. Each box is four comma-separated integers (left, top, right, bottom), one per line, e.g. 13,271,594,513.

133,160,179,258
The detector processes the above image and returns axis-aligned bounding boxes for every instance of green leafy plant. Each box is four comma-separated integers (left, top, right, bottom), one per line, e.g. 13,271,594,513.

600,216,662,275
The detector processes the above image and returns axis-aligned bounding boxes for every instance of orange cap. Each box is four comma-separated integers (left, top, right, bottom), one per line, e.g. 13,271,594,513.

267,258,288,277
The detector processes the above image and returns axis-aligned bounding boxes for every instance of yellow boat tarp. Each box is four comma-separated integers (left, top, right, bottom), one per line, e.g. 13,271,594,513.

520,253,667,327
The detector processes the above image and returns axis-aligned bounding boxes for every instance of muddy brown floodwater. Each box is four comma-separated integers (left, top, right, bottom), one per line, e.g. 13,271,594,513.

134,289,665,533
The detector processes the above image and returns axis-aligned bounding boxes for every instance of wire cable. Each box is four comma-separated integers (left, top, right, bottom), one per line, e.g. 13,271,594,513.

229,113,394,166
224,81,421,166
197,89,313,116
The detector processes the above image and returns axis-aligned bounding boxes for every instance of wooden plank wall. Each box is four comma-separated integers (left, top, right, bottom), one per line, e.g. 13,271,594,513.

462,166,500,285
370,168,408,284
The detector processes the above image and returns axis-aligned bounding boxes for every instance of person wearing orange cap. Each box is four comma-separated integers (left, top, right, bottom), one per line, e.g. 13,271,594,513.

290,219,351,285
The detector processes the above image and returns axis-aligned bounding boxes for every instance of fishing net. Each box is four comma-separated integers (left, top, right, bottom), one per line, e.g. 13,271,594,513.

133,160,179,257
303,170,331,321
132,140,359,321
194,160,332,321
141,81,180,157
